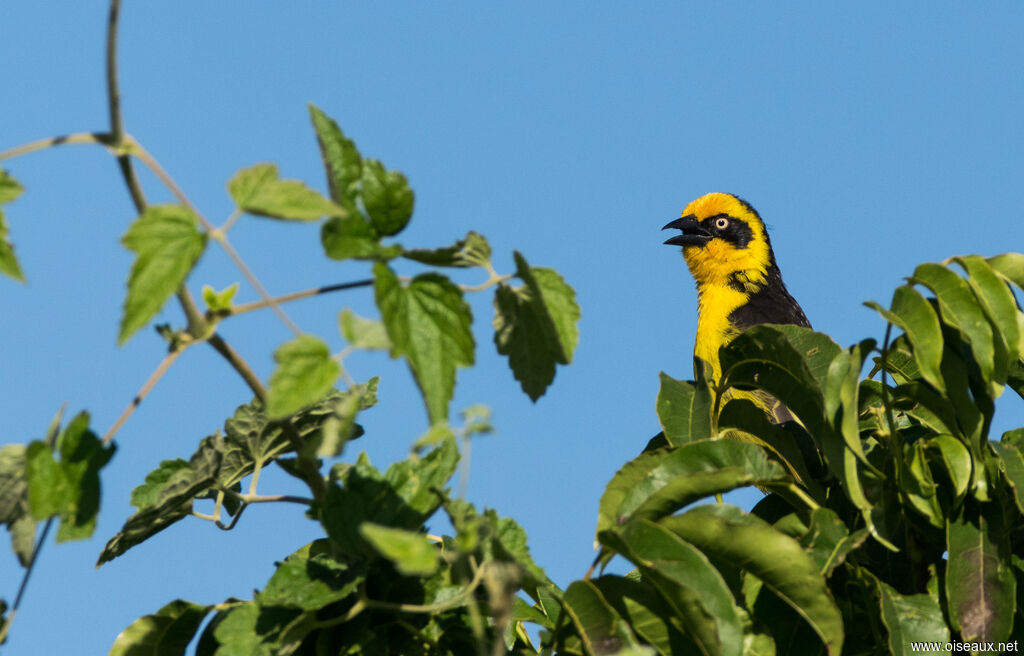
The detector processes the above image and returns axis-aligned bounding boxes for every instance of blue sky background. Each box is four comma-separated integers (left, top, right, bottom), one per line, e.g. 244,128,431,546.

2,3,1024,653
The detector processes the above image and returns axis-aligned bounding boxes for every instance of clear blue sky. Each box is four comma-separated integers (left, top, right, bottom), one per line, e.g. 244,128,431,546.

3,3,1023,653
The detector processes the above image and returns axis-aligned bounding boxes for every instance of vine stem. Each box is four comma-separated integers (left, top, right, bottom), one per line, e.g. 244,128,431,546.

227,279,374,318
101,346,187,445
0,517,55,644
0,133,109,162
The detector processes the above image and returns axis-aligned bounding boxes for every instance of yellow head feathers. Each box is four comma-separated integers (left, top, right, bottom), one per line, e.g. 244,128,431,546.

668,192,773,288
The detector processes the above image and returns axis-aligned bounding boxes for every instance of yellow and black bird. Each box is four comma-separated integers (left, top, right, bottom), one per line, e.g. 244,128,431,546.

663,192,809,423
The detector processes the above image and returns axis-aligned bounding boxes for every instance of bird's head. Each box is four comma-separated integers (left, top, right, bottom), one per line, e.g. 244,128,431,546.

662,192,775,286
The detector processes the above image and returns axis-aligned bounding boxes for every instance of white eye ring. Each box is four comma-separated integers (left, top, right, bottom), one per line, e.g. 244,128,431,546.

715,217,729,230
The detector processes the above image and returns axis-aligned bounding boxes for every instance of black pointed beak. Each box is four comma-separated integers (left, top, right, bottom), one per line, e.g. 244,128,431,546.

662,215,710,246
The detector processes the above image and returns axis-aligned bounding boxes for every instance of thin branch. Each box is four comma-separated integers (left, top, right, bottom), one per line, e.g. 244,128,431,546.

460,273,512,294
224,491,313,505
207,334,267,400
0,517,55,644
102,347,187,445
0,132,110,162
217,209,243,235
228,279,374,318
106,0,146,210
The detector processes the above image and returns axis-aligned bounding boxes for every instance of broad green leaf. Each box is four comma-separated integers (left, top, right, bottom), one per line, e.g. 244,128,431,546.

768,325,842,389
873,577,950,655
25,442,67,520
718,399,821,493
119,205,207,344
130,460,191,510
266,335,341,419
894,382,962,438
865,286,944,393
601,519,744,656
260,551,360,610
0,169,25,282
493,252,580,401
321,214,400,261
662,505,844,656
0,444,34,565
197,604,272,656
309,103,362,212
228,163,343,221
992,440,1024,515
53,413,115,542
360,523,439,575
719,326,826,433
799,508,868,576
492,513,549,595
902,440,943,528
926,434,971,504
597,439,788,537
201,283,238,312
912,262,997,391
375,263,474,422
339,308,390,351
403,231,492,268
823,339,876,470
946,502,1015,643
956,255,1021,365
361,159,414,237
563,581,637,656
592,575,697,656
988,252,1024,291
110,599,211,656
98,436,223,565
321,439,457,555
656,372,712,445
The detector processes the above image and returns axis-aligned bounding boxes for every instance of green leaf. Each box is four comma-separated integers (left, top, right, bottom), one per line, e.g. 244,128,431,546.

865,285,945,393
0,169,25,282
799,508,868,576
597,439,788,537
992,440,1024,515
119,205,207,344
25,441,67,520
321,214,400,261
946,502,1016,643
601,519,744,656
493,252,580,401
110,599,211,656
360,523,439,575
375,263,474,422
309,103,362,212
321,438,458,555
228,163,343,221
873,577,950,656
339,309,391,351
201,283,238,312
266,335,341,419
656,372,713,445
988,252,1024,290
53,413,115,542
912,262,998,392
592,575,697,656
0,444,34,565
361,159,414,237
662,505,844,656
926,434,971,505
403,231,493,268
902,439,943,528
956,255,1021,366
260,550,360,610
563,581,637,656
98,436,223,565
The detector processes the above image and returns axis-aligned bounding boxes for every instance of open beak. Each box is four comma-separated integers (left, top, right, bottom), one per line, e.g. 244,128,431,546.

662,215,710,246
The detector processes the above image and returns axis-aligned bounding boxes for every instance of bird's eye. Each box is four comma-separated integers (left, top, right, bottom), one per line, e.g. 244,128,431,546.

715,217,729,230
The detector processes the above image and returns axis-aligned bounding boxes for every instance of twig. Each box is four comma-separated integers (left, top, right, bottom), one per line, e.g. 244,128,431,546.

207,334,267,399
101,347,187,445
0,517,55,644
228,279,374,318
106,0,146,210
0,132,110,162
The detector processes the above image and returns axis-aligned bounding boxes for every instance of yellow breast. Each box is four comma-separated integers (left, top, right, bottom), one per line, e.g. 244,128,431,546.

694,282,748,381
